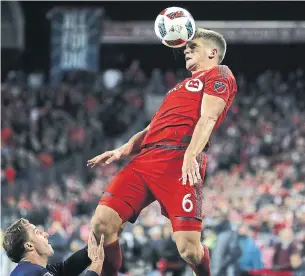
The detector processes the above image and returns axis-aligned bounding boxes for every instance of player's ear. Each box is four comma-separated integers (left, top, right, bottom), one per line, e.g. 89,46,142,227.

208,48,217,60
24,241,35,252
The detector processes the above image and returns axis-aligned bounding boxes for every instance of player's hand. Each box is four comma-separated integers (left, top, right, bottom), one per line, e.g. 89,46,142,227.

181,152,202,186
87,150,122,167
88,231,104,264
87,143,133,168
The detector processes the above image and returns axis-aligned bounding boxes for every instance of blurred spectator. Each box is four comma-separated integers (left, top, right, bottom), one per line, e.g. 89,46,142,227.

237,223,264,274
147,226,163,275
102,68,123,90
48,221,69,264
157,224,186,276
4,161,16,184
290,252,305,274
132,225,150,263
210,210,241,276
202,228,217,251
273,227,299,270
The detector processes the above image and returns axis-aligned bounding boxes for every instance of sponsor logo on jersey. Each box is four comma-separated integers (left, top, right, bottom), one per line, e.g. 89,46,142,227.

213,81,227,94
185,79,203,92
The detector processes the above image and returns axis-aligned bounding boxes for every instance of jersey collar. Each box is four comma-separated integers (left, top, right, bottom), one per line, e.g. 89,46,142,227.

191,70,207,78
191,66,217,78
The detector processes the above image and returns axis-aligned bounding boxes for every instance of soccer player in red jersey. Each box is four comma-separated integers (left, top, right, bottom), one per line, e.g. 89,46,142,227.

88,28,237,276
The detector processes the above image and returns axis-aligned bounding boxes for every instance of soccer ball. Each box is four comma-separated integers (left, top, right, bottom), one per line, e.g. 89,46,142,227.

154,7,196,48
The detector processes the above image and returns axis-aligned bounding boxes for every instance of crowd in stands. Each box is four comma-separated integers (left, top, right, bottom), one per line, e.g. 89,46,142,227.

1,64,305,275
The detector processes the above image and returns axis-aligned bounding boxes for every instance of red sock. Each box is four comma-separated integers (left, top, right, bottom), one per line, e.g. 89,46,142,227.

101,240,122,276
188,245,211,276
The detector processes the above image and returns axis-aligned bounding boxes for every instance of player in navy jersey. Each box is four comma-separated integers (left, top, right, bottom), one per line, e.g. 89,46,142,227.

2,218,104,276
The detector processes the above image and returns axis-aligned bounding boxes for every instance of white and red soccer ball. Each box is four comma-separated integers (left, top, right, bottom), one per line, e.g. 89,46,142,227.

154,7,196,48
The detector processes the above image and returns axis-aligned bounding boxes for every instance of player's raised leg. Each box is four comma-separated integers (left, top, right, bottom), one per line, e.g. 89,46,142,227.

91,205,123,276
91,205,122,246
173,153,210,276
88,124,151,275
170,182,211,276
90,164,153,276
147,149,210,276
174,231,210,276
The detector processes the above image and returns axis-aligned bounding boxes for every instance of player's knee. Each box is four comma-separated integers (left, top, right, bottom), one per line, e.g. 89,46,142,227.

174,231,202,264
177,241,201,264
91,205,122,241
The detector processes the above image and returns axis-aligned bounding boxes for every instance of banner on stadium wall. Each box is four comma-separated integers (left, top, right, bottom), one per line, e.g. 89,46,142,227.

48,8,103,84
101,21,305,44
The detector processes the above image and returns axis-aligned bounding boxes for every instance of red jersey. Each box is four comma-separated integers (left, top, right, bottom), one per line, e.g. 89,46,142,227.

142,65,237,147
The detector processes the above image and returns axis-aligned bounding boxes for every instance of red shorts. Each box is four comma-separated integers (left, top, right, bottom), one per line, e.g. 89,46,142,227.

99,147,207,232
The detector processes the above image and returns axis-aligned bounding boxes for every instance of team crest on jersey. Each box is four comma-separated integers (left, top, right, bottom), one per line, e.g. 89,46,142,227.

185,79,203,92
213,81,227,94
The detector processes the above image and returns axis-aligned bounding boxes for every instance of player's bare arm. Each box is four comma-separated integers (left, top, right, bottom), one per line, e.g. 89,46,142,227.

126,124,151,155
181,94,226,186
87,124,150,167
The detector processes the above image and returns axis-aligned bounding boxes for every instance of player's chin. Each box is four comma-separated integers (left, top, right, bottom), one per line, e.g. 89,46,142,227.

48,245,55,256
49,249,55,256
185,61,195,71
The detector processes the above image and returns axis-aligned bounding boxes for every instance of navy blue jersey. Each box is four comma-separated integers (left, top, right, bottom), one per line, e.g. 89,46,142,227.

10,247,98,276
11,261,52,276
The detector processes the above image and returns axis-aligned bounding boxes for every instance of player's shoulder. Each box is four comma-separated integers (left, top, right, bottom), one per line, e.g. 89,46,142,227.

206,65,235,80
11,262,51,276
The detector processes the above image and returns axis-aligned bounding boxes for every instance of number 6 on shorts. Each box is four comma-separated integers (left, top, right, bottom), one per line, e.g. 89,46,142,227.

182,193,193,212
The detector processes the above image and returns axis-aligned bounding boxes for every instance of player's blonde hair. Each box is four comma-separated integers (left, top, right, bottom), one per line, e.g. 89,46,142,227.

194,28,227,64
